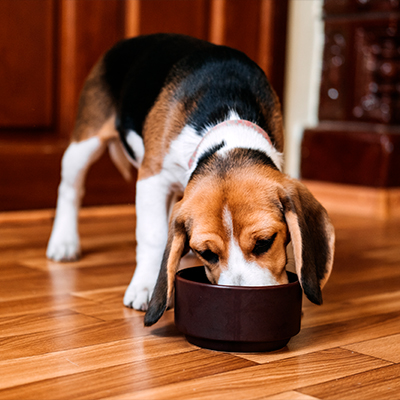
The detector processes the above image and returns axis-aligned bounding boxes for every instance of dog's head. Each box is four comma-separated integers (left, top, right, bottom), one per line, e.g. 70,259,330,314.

144,149,335,326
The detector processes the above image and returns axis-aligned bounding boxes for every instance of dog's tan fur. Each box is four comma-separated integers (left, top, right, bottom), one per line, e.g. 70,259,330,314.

139,82,188,180
183,166,290,285
72,59,117,144
71,60,194,183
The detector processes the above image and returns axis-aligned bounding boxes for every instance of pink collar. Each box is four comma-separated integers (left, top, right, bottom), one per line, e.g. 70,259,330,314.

188,119,272,169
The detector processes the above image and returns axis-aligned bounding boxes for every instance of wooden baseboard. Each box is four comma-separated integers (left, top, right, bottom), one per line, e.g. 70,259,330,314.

303,180,400,220
0,204,136,225
0,139,136,212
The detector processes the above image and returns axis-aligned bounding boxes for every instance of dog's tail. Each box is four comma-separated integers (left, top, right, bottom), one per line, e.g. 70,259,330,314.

108,139,133,181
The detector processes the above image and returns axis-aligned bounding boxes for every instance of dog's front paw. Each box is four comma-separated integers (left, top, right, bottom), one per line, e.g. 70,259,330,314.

46,233,81,262
123,278,155,311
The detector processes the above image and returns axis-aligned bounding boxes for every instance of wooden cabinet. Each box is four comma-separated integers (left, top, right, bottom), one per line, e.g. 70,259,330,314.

0,0,56,129
0,0,288,211
301,0,400,187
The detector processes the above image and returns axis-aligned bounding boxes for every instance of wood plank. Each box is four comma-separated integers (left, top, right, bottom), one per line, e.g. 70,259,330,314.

0,313,175,361
23,246,135,272
343,333,400,363
0,263,44,281
67,299,136,322
70,288,146,321
106,348,391,400
0,248,50,264
304,180,400,220
324,260,400,286
301,291,400,329
73,286,127,305
0,335,195,391
237,311,400,364
0,351,255,400
322,275,400,303
299,364,400,400
262,392,320,400
0,263,133,302
0,310,101,338
0,294,91,318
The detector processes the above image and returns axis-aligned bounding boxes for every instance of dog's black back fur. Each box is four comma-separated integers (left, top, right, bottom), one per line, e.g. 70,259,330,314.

102,33,279,151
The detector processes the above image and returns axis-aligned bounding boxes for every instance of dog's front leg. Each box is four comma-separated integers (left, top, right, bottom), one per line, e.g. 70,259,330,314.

124,173,172,311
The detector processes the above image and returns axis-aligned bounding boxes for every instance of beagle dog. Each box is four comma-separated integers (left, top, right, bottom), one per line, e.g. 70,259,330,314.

46,33,335,326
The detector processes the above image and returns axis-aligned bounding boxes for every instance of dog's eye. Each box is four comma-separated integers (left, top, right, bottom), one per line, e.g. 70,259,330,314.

198,249,219,264
252,233,277,256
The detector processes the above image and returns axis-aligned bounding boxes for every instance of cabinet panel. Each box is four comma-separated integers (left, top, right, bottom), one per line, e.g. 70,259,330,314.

58,0,126,136
208,0,288,105
220,0,262,63
0,0,56,128
139,0,209,38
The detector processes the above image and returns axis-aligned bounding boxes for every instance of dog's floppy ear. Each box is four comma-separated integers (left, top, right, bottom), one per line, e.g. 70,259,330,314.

280,179,335,305
144,202,189,326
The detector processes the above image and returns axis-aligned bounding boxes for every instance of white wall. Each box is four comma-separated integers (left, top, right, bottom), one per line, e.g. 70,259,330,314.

283,0,324,178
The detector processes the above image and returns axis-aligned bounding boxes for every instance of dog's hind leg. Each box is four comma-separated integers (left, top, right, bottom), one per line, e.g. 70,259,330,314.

47,58,118,261
46,136,106,261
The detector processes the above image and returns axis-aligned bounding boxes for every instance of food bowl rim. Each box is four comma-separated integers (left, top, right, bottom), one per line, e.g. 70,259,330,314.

176,266,300,291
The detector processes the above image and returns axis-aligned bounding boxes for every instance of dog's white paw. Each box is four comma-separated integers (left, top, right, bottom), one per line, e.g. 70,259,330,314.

46,234,81,262
123,277,155,311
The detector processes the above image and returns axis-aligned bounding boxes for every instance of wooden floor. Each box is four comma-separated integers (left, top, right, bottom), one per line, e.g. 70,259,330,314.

1,205,400,400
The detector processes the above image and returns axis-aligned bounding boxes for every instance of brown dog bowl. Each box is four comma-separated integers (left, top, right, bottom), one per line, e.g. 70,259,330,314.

174,266,302,352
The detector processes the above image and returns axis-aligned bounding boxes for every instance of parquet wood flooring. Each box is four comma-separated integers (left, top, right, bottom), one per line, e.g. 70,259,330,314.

0,205,399,399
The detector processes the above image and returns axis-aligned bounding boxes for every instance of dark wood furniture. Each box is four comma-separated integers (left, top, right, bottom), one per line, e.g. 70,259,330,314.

301,0,400,188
